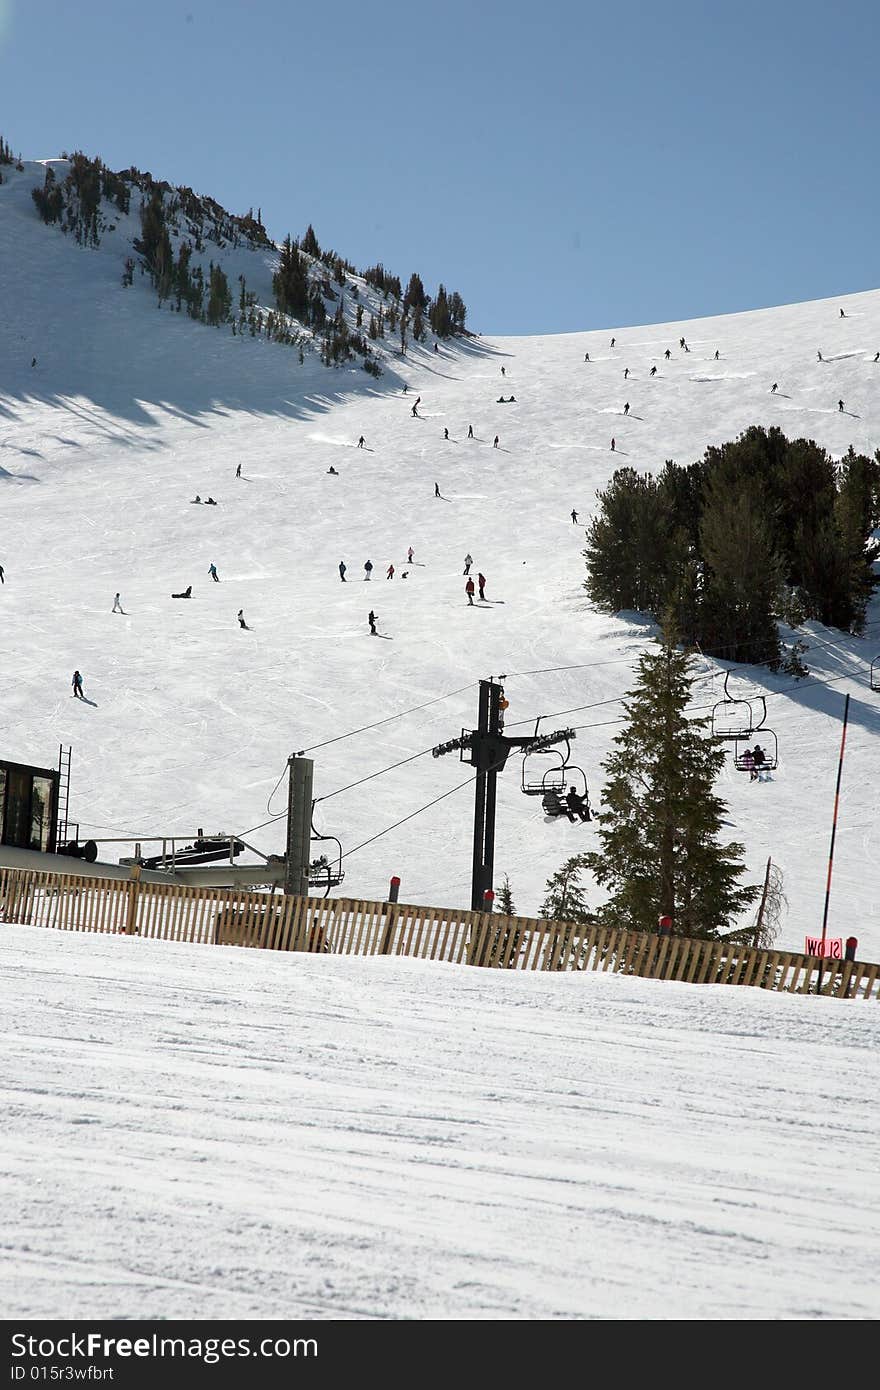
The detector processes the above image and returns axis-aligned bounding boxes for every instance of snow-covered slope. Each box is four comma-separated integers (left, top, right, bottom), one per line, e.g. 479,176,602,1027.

2,157,879,955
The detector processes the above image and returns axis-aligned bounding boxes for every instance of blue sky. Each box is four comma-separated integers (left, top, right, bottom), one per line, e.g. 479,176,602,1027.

2,0,878,335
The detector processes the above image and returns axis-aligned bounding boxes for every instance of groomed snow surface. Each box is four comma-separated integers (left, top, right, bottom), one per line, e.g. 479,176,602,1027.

2,159,880,1320
2,924,879,1321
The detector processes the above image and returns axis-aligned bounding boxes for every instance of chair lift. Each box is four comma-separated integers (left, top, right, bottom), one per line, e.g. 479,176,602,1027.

871,657,880,692
521,748,567,796
732,698,778,772
520,718,569,796
542,758,592,822
308,803,345,897
711,670,754,740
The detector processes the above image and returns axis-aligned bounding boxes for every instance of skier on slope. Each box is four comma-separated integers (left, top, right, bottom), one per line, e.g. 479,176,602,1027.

368,609,378,634
465,577,475,605
623,402,630,415
387,564,394,579
650,365,657,376
477,572,486,600
571,509,578,524
463,553,473,575
339,561,347,581
467,425,474,439
665,349,671,360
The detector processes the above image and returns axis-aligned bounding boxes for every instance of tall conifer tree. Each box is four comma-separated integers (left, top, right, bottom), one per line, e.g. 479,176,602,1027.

586,635,757,938
539,856,592,924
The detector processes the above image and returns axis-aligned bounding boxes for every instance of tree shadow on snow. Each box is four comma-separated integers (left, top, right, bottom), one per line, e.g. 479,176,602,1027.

0,292,503,439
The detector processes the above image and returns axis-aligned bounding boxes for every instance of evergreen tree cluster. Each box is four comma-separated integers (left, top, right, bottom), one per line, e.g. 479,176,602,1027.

584,426,880,663
360,262,466,338
32,152,133,244
0,135,23,169
272,236,327,330
24,142,462,372
363,263,402,300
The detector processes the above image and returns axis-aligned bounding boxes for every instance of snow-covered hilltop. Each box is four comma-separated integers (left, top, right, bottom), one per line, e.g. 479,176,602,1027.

2,149,879,956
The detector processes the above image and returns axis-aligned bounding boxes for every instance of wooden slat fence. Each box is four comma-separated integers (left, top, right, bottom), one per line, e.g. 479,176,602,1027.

1,865,876,1001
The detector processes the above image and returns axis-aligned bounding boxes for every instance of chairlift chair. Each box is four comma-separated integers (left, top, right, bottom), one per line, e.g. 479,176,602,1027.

711,670,754,740
308,804,345,896
732,729,778,773
521,748,567,796
542,762,592,822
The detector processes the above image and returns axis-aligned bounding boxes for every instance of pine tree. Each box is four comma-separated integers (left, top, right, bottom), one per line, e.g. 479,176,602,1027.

496,874,516,916
584,468,678,614
154,224,174,300
32,166,64,223
429,284,453,337
273,236,310,321
448,290,467,331
586,633,757,938
137,188,166,272
301,224,320,257
403,272,427,312
697,466,781,664
206,263,232,325
539,856,592,924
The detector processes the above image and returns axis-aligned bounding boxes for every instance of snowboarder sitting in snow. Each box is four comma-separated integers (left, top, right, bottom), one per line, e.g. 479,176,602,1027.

172,585,192,598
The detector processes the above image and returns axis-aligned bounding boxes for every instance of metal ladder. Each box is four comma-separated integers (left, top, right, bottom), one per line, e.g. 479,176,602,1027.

56,743,72,847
